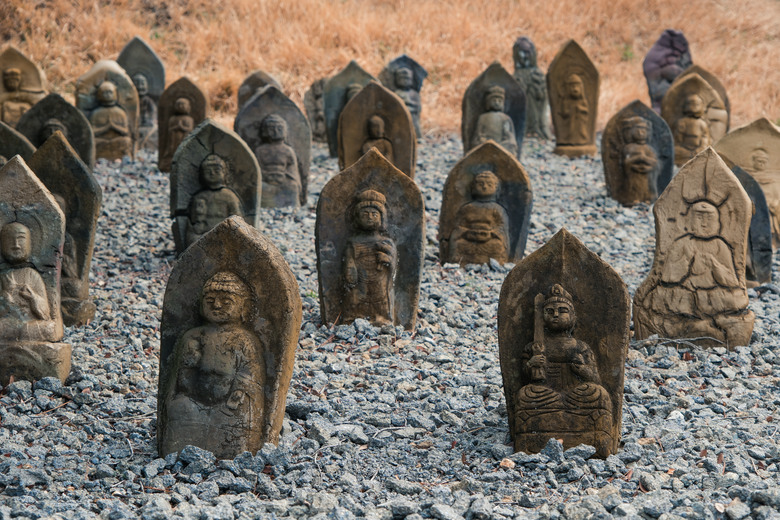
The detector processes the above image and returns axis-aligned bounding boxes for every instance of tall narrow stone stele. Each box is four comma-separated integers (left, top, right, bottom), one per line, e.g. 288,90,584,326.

438,141,532,265
602,100,674,206
28,132,102,326
234,85,311,207
158,216,301,459
170,119,261,254
158,77,208,173
323,61,376,157
379,54,428,138
16,93,96,170
730,165,772,287
237,70,283,111
461,62,526,159
513,36,552,139
0,156,70,385
0,46,47,128
547,40,599,157
642,30,692,113
714,118,780,246
499,228,629,458
338,81,416,178
75,60,139,161
304,77,327,143
117,36,165,150
633,148,754,349
0,120,36,164
316,149,424,330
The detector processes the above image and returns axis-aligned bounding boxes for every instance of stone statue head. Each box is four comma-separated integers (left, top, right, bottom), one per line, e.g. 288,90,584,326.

471,170,500,200
174,97,192,115
565,74,584,99
40,118,68,142
367,115,386,139
259,114,288,143
543,284,575,333
751,148,769,172
513,37,537,69
3,68,22,91
394,67,413,89
96,81,119,106
132,73,149,97
345,83,363,102
682,94,705,118
198,154,228,190
1,222,33,265
352,189,387,232
621,116,651,145
485,86,506,112
200,271,252,325
690,201,720,238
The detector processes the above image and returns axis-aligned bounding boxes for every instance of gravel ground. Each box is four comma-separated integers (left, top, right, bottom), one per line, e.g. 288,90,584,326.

2,136,780,520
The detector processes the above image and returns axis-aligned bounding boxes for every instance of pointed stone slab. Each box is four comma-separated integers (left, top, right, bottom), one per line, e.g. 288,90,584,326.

170,119,261,254
633,148,754,348
28,132,102,326
642,30,692,113
158,216,301,459
75,60,140,160
324,61,376,157
158,76,208,173
498,228,629,458
237,70,283,111
461,62,526,159
234,85,311,207
316,149,424,329
16,93,96,170
0,46,47,127
547,40,599,157
379,54,428,137
438,141,532,265
0,121,36,163
513,36,553,140
602,100,674,206
730,165,772,286
117,36,166,102
678,64,730,129
304,77,327,143
338,81,416,178
0,156,70,384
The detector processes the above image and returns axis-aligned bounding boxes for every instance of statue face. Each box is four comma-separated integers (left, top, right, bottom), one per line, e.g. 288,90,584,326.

133,74,149,96
3,70,21,91
486,93,505,112
1,223,32,264
472,173,498,198
683,95,705,117
262,117,286,142
201,290,243,324
199,156,227,189
565,75,584,98
174,97,191,115
368,116,385,138
752,150,769,171
97,82,118,105
691,203,719,238
395,68,413,89
516,49,532,68
41,119,67,141
357,206,382,231
543,302,574,332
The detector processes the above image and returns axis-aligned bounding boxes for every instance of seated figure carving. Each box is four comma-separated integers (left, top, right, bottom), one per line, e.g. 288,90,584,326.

674,94,712,165
618,116,659,204
254,114,301,208
558,73,590,145
361,115,394,163
90,81,132,160
0,68,37,127
185,154,243,247
472,86,517,156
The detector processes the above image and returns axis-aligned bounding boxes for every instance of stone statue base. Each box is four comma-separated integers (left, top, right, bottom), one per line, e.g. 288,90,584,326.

634,308,755,349
62,298,97,327
514,408,614,458
0,341,72,385
553,144,598,158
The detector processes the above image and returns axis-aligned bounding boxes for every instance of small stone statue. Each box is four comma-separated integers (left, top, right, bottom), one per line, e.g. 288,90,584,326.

117,37,164,149
674,93,711,165
0,47,47,128
558,74,590,144
133,73,157,148
324,61,376,157
166,98,194,163
237,70,283,110
255,114,301,208
89,81,133,160
158,77,207,173
642,30,692,113
379,55,427,139
185,154,243,247
360,115,394,162
304,78,327,142
513,37,552,139
472,86,518,156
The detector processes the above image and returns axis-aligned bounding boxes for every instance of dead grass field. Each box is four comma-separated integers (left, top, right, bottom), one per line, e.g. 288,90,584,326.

2,0,779,135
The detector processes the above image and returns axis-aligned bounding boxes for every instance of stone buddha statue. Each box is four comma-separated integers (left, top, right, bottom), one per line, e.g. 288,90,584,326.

254,114,301,208
674,93,711,165
360,115,394,162
89,80,132,160
391,67,421,137
164,97,195,166
0,68,38,127
472,86,517,156
513,37,552,139
185,154,243,247
133,73,156,130
557,73,590,145
618,116,659,204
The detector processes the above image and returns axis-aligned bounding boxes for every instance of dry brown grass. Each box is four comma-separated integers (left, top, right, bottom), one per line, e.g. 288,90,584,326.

3,0,779,135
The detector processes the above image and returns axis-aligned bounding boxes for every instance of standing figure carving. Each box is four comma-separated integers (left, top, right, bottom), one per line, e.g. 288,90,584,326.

558,73,589,145
360,115,394,162
380,56,428,139
158,77,207,173
304,78,327,142
185,154,243,248
513,37,551,139
165,98,194,165
255,114,301,208
674,94,711,165
472,86,518,156
133,73,157,148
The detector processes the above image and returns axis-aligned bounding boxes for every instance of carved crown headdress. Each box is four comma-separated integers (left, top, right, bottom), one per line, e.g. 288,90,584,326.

544,284,573,307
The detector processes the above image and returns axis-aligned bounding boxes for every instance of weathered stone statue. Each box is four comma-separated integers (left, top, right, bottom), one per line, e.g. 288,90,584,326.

338,82,415,178
158,77,207,173
677,64,730,134
132,73,157,149
171,120,260,254
16,93,96,170
158,216,301,459
499,228,628,458
642,30,692,113
324,61,376,157
237,70,283,110
462,63,525,159
547,40,599,157
75,60,139,161
602,100,674,206
379,55,427,138
27,132,102,326
117,37,164,149
438,141,532,266
729,165,773,287
0,157,71,385
0,121,36,163
304,78,327,142
316,149,423,329
0,47,47,128
234,85,310,207
513,37,552,139
634,148,754,348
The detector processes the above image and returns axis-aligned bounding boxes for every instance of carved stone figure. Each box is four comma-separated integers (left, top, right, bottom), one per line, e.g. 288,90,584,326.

677,64,730,134
730,165,772,287
0,121,36,163
438,142,532,266
499,228,628,458
316,149,423,329
158,77,207,173
234,85,310,206
304,78,327,142
237,70,283,111
75,60,139,161
547,40,599,157
27,132,102,326
324,61,376,157
132,73,157,149
338,82,415,177
462,63,525,159
158,216,301,459
379,55,428,138
0,47,47,128
513,37,552,139
16,93,96,170
602,100,674,206
171,120,260,254
634,148,754,348
117,37,164,149
642,30,692,113
0,157,71,385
